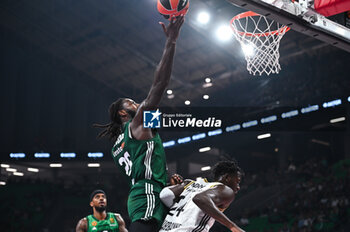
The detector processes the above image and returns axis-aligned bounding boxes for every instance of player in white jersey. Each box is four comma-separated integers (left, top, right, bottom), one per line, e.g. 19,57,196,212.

159,160,244,232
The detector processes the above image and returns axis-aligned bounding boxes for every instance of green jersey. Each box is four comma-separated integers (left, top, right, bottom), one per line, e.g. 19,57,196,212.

86,213,119,232
111,121,167,188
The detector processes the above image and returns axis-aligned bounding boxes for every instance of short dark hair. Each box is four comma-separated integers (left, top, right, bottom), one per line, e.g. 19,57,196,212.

90,189,106,202
212,160,243,180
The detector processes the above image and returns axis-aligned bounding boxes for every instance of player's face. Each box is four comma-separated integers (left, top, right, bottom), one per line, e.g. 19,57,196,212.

122,98,140,117
227,174,241,194
90,193,107,210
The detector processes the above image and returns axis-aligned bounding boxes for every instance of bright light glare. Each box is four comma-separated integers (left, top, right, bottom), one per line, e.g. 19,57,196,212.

205,77,211,83
197,12,210,24
216,25,232,41
203,95,209,100
0,181,5,185
242,43,255,57
185,100,191,105
167,89,173,95
203,83,213,88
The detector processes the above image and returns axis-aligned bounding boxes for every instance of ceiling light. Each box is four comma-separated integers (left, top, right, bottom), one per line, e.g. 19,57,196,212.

216,25,232,41
199,147,211,152
205,77,211,83
330,117,345,123
50,163,62,168
167,89,173,95
0,181,5,186
177,137,191,144
203,95,209,100
167,94,174,99
1,164,10,168
13,172,24,176
88,163,100,168
60,153,76,158
27,168,39,172
192,133,206,140
34,152,50,158
201,166,211,171
185,100,191,105
197,12,210,24
9,153,25,158
257,133,271,140
6,168,17,172
87,152,104,158
163,140,176,148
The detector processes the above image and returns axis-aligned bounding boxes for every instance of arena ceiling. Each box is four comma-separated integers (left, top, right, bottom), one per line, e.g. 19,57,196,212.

1,0,349,108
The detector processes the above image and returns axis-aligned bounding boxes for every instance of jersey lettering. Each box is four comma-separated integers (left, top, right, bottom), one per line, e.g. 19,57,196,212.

118,151,132,176
168,195,186,217
115,134,124,145
160,178,217,232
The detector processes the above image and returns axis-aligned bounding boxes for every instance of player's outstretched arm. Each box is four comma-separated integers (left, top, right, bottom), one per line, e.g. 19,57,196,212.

144,16,184,109
192,185,245,232
130,16,185,130
115,213,128,232
75,218,88,232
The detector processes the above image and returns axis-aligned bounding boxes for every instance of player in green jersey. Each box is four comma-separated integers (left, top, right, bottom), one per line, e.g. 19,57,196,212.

93,16,185,232
75,190,128,232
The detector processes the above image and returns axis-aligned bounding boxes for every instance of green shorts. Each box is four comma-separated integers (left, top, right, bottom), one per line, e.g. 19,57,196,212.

127,179,167,228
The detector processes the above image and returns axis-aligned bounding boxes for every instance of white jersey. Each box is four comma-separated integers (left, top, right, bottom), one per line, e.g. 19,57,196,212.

159,178,223,232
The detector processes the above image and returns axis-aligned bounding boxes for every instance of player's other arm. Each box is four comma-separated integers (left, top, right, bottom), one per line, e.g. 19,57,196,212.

192,185,245,232
130,16,185,130
115,213,128,232
75,218,88,232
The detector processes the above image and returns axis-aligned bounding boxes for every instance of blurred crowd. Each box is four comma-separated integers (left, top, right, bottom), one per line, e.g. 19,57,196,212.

231,158,350,232
1,155,349,232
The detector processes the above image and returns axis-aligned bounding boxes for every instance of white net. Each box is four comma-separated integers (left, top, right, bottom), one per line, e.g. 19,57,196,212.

230,11,290,76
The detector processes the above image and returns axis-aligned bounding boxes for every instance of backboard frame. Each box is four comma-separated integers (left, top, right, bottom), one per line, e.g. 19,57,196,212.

226,0,350,52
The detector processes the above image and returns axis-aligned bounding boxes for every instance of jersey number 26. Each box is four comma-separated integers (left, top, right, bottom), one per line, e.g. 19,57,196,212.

118,151,132,176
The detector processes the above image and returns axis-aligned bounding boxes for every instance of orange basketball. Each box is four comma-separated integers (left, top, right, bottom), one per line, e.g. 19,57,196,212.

157,0,189,19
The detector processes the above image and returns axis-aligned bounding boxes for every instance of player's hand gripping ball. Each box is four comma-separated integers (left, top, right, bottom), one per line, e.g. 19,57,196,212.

157,0,189,20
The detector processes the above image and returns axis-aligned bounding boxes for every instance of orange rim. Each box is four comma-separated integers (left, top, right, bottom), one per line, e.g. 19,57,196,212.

230,11,290,37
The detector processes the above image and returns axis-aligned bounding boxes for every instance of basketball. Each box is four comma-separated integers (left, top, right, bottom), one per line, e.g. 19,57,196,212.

157,0,189,19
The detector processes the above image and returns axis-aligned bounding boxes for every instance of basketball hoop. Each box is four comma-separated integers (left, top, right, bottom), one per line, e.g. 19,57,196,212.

230,11,290,76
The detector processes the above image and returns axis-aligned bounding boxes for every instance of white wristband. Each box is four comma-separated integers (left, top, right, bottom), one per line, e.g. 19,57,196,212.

159,187,176,208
